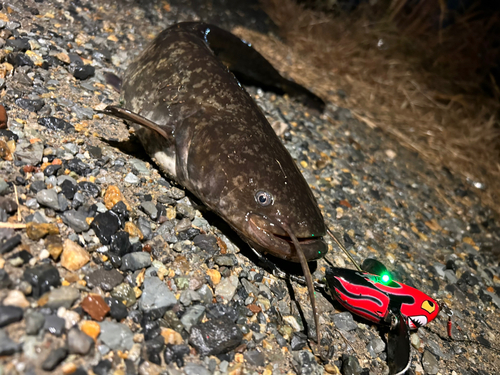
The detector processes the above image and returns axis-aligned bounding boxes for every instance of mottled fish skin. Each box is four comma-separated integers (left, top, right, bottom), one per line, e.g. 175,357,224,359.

120,22,327,263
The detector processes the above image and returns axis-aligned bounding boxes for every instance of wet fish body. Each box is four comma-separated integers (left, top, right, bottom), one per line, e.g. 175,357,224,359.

107,22,327,340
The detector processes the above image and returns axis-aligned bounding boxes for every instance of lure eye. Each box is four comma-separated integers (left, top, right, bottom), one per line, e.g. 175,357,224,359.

255,190,273,206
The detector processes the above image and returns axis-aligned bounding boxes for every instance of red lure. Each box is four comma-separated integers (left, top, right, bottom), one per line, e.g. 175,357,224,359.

325,267,439,329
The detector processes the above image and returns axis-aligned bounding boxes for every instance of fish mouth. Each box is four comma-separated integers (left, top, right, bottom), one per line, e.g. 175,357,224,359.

246,213,327,262
407,315,428,329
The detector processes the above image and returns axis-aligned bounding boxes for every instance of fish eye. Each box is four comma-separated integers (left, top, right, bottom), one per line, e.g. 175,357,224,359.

255,190,273,206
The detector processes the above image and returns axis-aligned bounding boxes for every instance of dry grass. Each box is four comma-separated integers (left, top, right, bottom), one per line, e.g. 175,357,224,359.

240,0,500,214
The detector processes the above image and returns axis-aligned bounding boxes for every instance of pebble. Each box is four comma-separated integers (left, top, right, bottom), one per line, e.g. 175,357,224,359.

121,251,151,271
91,211,121,244
422,350,439,375
105,297,128,321
26,222,59,240
130,158,150,176
184,363,211,375
23,263,61,298
81,294,110,321
124,172,139,184
139,276,177,312
294,350,323,375
0,305,23,327
42,347,68,371
61,239,90,271
25,311,45,335
67,327,94,354
181,305,206,332
39,286,79,309
86,269,124,291
36,189,61,210
45,234,63,259
62,210,90,232
140,201,158,220
3,290,29,308
80,320,100,340
111,283,136,307
98,321,134,350
341,354,362,375
44,315,66,336
189,316,243,356
0,330,22,355
244,350,266,367
58,308,81,329
367,337,385,357
215,275,239,301
333,312,358,332
72,64,95,80
14,140,43,165
37,117,74,133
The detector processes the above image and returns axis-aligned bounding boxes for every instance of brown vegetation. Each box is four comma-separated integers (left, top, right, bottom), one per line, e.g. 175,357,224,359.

240,0,500,213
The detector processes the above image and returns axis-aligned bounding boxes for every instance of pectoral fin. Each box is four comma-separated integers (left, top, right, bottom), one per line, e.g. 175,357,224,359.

102,106,174,143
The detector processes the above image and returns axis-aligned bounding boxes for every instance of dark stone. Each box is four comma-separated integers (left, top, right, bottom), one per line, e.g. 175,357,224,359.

42,347,68,371
110,231,131,256
67,158,90,175
105,297,128,321
6,38,30,51
6,52,34,67
0,129,18,142
0,234,21,254
88,145,102,159
244,350,265,367
291,332,308,351
91,211,120,245
15,98,44,112
342,354,363,375
93,360,112,375
78,181,99,197
189,316,243,356
164,344,190,367
193,234,218,255
72,65,95,80
24,263,61,297
0,268,11,288
30,180,46,193
44,315,65,336
0,306,23,327
110,201,129,227
43,164,61,176
60,179,77,199
38,117,74,133
86,269,124,291
145,336,164,365
0,330,22,355
8,249,32,264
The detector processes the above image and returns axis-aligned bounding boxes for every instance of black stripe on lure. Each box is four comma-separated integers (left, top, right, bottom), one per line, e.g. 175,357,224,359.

324,258,440,375
102,22,327,343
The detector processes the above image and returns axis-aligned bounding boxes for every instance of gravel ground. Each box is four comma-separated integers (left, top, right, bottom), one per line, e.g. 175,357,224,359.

0,1,499,375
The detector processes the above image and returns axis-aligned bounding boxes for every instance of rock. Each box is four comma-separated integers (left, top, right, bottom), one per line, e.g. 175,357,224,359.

341,354,362,375
124,172,139,184
36,189,61,210
189,316,243,356
25,311,45,335
164,344,191,367
23,263,61,298
72,64,95,80
333,312,357,332
45,234,63,259
91,211,120,245
38,117,74,133
184,363,211,375
62,210,90,232
44,315,66,336
86,269,124,291
0,305,23,327
105,297,128,321
294,350,323,375
98,321,134,350
180,305,206,332
67,328,94,355
244,350,266,367
40,286,80,309
422,350,439,375
103,185,128,210
215,275,238,301
214,254,238,267
0,268,11,289
26,222,59,240
80,320,100,340
14,140,43,165
291,332,308,351
140,201,158,220
60,239,90,271
121,252,152,271
42,347,68,371
58,308,81,330
78,181,100,198
0,330,22,355
60,179,77,199
193,234,219,255
3,290,29,308
93,360,112,375
139,276,177,312
81,294,110,321
111,283,136,307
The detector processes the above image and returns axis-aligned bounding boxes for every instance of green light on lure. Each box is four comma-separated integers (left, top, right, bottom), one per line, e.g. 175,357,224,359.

381,273,391,283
